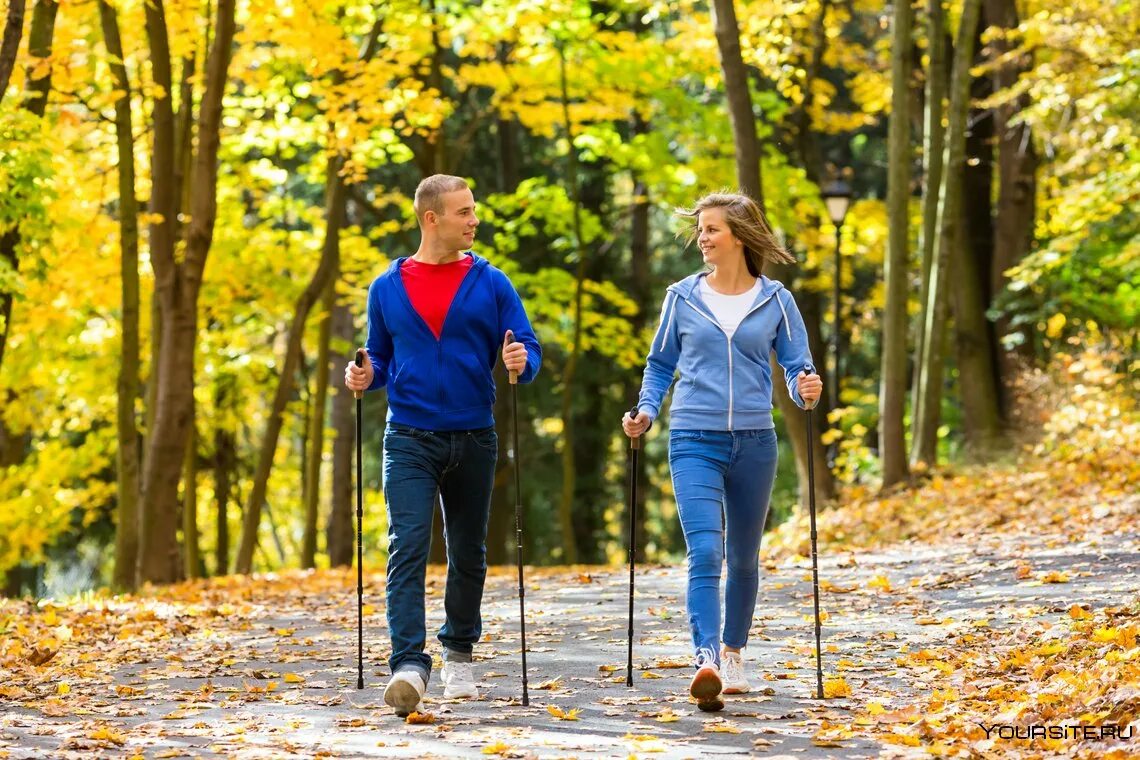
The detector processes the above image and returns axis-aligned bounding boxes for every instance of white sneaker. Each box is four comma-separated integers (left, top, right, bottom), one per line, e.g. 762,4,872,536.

721,650,751,694
383,670,426,716
440,660,478,699
690,647,723,712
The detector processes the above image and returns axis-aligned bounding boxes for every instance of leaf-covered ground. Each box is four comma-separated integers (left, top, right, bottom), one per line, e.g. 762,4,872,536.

2,373,1137,758
2,519,1135,758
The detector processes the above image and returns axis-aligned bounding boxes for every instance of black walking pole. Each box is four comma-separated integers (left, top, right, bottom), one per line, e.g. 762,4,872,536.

354,349,365,690
507,333,530,706
805,396,825,699
626,406,640,688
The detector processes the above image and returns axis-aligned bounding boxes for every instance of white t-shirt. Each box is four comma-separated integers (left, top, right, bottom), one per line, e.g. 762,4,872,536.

699,277,762,338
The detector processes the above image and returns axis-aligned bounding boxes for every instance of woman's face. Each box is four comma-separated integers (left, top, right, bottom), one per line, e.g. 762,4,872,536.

696,207,742,269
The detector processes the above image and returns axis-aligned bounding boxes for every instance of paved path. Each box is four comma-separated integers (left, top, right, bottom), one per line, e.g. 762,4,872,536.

2,525,1137,758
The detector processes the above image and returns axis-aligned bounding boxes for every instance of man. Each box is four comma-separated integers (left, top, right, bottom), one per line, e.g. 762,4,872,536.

344,174,541,716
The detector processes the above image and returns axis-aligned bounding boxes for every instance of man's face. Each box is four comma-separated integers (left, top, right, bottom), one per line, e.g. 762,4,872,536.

430,188,479,251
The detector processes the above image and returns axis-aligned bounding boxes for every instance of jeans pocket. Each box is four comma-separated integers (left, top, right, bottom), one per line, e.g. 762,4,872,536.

671,430,705,442
469,427,497,452
387,423,433,441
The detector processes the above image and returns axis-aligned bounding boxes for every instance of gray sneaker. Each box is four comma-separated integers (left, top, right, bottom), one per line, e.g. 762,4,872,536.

383,670,426,717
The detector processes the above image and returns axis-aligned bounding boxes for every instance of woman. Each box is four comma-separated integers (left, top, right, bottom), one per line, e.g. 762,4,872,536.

622,192,822,712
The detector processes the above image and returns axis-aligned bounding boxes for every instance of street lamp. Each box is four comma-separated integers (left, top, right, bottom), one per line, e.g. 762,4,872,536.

821,179,852,416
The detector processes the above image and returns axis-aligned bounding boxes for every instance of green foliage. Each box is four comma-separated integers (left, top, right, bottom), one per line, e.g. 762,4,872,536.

0,108,54,305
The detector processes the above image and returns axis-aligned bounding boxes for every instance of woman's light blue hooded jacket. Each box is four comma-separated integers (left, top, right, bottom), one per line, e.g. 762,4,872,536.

637,272,816,431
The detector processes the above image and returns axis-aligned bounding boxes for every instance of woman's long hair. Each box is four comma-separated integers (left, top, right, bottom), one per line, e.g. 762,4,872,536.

676,192,796,277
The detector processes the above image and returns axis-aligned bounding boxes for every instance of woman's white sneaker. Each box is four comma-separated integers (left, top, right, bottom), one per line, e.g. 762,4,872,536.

690,647,724,712
440,661,478,699
721,650,751,694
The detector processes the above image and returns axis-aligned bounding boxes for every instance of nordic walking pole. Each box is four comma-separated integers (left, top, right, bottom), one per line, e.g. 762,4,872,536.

506,332,530,706
354,349,365,690
805,389,824,699
626,406,641,688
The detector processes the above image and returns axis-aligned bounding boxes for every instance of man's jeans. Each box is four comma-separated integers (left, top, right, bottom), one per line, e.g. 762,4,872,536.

382,423,497,683
668,428,779,663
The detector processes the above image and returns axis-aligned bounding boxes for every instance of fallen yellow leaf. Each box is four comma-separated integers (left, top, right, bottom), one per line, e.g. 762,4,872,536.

482,741,512,755
546,704,582,721
823,677,851,698
88,726,126,745
705,722,742,733
868,575,892,592
56,682,70,696
284,672,305,684
406,711,435,724
1069,604,1092,620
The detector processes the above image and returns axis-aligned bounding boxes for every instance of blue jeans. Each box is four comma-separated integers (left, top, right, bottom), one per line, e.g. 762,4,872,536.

382,423,497,683
669,428,779,664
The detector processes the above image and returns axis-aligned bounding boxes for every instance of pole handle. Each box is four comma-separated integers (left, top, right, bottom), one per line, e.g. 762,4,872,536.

505,331,518,385
629,406,641,450
354,349,364,400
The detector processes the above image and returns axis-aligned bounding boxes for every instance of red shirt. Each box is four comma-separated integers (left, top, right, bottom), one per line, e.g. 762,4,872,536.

399,254,474,339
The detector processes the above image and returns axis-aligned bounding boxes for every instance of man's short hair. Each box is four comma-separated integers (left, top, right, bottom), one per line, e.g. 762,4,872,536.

414,175,470,221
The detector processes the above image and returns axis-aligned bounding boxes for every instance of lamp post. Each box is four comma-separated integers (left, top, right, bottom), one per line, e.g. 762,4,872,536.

822,179,852,418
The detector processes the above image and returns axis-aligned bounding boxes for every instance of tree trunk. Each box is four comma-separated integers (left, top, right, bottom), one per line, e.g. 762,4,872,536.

485,121,522,565
985,0,1037,383
235,157,344,574
911,0,949,467
97,0,142,592
138,0,235,585
325,300,356,567
880,0,914,488
301,274,335,569
711,0,833,505
788,4,839,455
947,8,1005,457
214,375,236,575
913,0,986,474
554,42,584,565
182,408,200,579
0,0,24,105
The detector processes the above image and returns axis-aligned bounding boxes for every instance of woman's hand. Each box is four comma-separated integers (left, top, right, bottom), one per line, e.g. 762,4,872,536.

622,409,651,438
797,371,823,406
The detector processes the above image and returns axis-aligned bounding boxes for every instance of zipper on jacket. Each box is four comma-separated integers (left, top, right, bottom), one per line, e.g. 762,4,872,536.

726,332,734,429
437,343,443,404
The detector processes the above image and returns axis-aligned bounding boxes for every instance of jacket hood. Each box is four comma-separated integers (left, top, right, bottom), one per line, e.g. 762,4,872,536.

383,251,489,276
667,271,786,305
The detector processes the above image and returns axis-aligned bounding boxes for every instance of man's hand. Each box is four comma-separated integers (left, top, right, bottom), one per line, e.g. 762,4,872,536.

345,349,374,392
502,330,527,375
797,371,823,406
